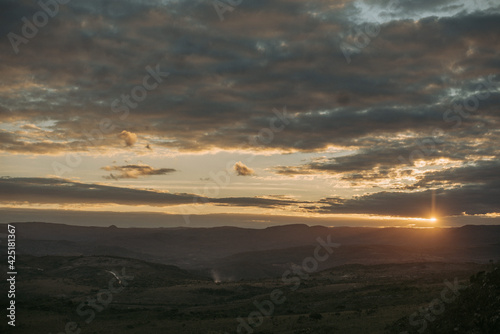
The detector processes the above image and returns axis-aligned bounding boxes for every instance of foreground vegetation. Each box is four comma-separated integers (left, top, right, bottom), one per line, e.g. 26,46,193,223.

1,255,497,333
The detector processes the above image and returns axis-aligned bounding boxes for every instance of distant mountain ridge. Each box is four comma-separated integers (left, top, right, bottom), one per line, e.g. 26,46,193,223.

2,222,499,280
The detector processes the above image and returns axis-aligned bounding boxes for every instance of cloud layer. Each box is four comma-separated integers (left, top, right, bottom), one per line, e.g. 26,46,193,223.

101,164,176,179
1,0,499,221
1,0,499,154
1,176,499,218
234,161,255,176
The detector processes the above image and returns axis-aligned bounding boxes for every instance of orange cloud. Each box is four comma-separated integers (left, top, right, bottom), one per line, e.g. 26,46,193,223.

119,130,137,147
234,161,255,176
102,164,176,179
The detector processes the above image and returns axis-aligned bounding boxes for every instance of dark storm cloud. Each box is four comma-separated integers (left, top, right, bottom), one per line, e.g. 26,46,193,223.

0,177,196,206
272,127,500,180
0,177,301,209
273,146,413,181
0,130,72,154
210,196,299,208
308,182,500,217
409,160,500,189
1,0,499,154
1,0,499,224
1,175,499,218
0,0,48,37
362,0,467,17
298,158,500,217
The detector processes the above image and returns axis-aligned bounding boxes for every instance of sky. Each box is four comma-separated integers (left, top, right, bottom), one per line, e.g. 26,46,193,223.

0,0,499,228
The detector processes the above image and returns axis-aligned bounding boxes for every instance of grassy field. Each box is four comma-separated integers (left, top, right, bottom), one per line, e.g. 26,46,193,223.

1,255,494,334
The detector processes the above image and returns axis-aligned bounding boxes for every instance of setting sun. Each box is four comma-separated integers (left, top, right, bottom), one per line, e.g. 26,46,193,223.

1,1,499,333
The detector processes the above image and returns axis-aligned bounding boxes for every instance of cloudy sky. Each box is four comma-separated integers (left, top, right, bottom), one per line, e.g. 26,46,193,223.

1,0,499,228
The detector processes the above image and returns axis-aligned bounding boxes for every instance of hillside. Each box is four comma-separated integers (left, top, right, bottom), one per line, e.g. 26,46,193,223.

3,223,499,280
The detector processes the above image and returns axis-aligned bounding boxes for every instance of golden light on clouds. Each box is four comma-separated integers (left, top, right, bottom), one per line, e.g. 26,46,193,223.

0,0,499,228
